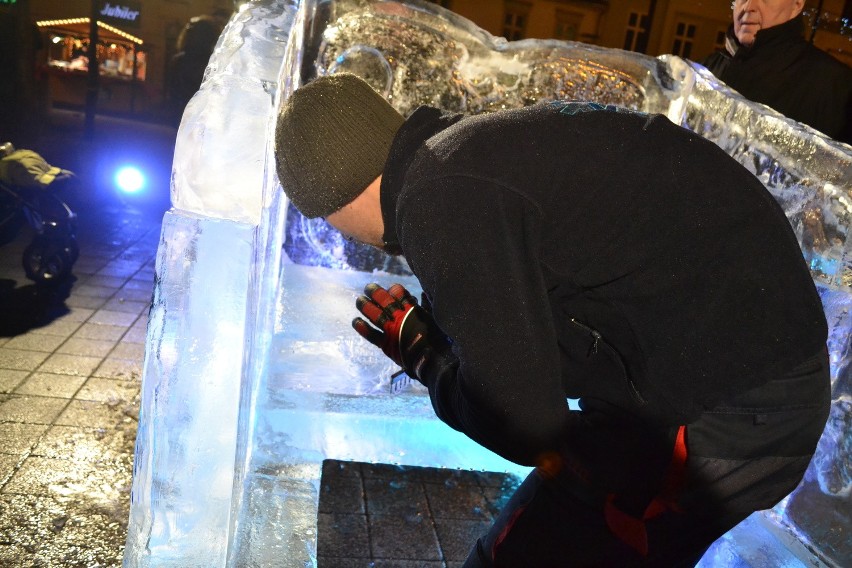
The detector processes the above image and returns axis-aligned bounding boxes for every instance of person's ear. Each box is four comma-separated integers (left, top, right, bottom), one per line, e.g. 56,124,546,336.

791,0,805,18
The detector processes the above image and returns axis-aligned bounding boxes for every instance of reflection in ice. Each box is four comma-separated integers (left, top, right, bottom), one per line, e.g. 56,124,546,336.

125,1,852,566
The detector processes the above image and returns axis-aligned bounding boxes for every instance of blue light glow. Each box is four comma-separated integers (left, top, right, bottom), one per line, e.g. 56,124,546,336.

115,166,146,193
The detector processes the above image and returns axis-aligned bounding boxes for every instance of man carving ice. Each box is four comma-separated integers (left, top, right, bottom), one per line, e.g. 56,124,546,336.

275,73,830,567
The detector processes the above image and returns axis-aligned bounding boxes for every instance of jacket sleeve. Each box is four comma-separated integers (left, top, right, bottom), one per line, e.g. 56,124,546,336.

397,175,571,466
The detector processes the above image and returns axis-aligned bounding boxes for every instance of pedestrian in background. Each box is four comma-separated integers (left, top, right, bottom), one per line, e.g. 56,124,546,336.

166,15,223,127
704,0,852,144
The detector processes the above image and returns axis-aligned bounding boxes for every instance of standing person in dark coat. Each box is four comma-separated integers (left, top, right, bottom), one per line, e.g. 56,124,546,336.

166,15,222,127
275,74,831,566
703,0,852,144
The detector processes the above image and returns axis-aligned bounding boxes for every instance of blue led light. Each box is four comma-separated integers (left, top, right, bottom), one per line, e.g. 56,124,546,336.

115,166,145,193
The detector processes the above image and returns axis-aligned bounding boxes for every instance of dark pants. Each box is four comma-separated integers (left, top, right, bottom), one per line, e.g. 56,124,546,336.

463,349,831,568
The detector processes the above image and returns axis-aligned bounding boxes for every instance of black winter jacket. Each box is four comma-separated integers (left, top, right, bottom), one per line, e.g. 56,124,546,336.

380,103,827,466
703,17,852,144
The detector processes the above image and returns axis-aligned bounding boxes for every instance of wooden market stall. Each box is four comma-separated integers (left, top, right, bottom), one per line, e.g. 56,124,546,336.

36,17,147,115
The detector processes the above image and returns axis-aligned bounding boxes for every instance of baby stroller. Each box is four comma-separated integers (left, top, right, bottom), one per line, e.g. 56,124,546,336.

0,143,79,283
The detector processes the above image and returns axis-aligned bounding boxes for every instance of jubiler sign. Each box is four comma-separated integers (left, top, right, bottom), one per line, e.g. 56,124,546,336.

98,1,141,28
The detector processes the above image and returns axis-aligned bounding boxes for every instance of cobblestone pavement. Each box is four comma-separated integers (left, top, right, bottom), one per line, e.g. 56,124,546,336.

318,460,521,568
0,111,171,567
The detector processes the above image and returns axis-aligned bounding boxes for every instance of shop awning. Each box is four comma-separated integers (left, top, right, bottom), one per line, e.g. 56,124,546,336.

36,18,143,45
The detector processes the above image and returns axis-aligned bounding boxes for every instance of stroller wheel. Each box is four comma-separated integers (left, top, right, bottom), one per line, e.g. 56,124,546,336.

23,237,73,282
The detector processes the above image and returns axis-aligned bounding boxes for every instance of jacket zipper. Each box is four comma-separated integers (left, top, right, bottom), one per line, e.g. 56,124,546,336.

568,318,647,406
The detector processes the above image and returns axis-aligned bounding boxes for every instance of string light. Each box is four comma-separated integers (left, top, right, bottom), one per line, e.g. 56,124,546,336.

36,18,143,45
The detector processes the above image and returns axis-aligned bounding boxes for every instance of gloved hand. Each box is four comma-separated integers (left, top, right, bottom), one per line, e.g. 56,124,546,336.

353,283,455,384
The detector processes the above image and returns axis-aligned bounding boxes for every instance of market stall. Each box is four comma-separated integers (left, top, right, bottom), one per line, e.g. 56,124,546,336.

36,17,146,114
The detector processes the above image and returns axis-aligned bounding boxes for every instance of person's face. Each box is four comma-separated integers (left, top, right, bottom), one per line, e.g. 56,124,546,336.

732,0,804,46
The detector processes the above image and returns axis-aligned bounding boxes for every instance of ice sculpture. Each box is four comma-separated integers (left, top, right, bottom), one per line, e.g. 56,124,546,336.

125,0,852,566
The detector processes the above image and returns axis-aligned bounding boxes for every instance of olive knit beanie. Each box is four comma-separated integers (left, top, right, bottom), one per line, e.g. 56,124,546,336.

275,73,405,218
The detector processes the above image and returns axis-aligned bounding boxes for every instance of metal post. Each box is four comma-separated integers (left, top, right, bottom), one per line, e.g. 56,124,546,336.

131,44,138,112
84,0,99,139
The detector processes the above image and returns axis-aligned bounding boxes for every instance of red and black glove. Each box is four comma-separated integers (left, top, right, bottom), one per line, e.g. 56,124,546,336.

353,283,456,385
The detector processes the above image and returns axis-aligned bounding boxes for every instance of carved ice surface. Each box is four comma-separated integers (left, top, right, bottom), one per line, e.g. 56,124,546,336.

125,0,852,566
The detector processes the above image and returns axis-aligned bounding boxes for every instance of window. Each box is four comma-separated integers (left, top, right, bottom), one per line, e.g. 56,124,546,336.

623,12,649,52
672,21,697,58
713,28,726,52
554,10,583,41
503,1,531,41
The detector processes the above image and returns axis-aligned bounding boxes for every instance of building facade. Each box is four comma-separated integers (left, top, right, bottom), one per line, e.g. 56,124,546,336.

434,0,851,67
4,0,849,123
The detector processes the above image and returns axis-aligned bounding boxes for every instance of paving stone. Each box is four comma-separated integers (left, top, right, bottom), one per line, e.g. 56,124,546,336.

0,348,49,372
88,309,139,327
56,337,116,358
64,294,108,310
0,423,48,455
71,323,126,342
316,557,375,568
0,492,128,567
27,319,82,337
324,459,361,476
0,370,28,394
433,518,490,561
37,354,102,377
364,477,429,517
31,424,136,468
75,377,140,404
122,325,148,343
96,260,144,279
481,484,518,518
58,308,96,324
55,400,136,429
72,256,111,274
81,275,128,289
109,341,145,361
0,543,34,568
368,512,442,561
14,373,86,399
122,277,156,292
100,297,148,315
71,283,118,300
3,334,67,354
0,453,22,485
115,285,153,303
317,513,370,559
423,481,491,521
92,357,142,380
372,561,445,568
0,395,67,424
319,471,364,515
361,462,426,479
